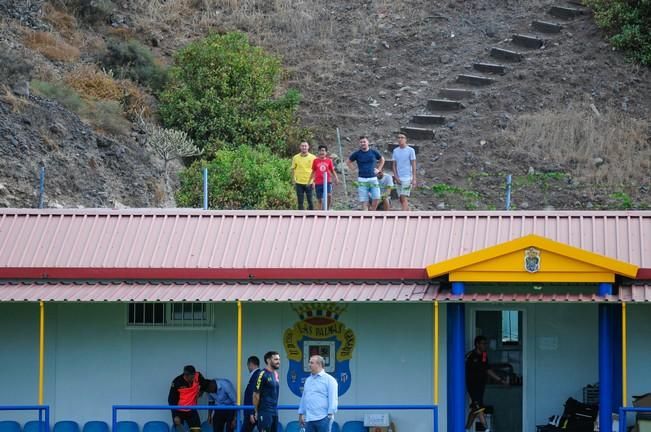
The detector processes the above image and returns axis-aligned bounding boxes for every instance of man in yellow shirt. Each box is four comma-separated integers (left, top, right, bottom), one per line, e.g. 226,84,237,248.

291,141,317,210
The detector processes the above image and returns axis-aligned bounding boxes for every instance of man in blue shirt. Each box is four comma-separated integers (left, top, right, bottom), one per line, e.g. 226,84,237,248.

243,356,262,432
206,378,237,432
347,136,385,210
254,351,281,432
298,355,338,432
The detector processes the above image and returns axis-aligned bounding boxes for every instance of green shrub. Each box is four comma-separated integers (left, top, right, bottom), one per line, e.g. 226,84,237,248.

31,80,84,111
102,39,168,91
82,100,131,135
583,0,651,65
176,145,295,210
58,0,115,24
160,32,306,157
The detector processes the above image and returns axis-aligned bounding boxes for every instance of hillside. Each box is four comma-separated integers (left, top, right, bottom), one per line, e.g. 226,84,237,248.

0,0,649,210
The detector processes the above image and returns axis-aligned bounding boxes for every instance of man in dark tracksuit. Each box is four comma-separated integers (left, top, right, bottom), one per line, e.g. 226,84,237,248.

168,365,209,432
253,351,281,432
243,356,262,432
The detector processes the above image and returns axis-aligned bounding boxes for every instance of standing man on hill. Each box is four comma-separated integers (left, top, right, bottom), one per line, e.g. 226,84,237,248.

347,136,384,211
310,145,339,210
392,132,417,211
292,141,317,210
242,356,262,432
254,351,281,432
168,365,209,432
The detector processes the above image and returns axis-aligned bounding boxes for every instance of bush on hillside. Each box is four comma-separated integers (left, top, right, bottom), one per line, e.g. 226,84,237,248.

159,32,306,157
176,145,295,210
101,39,168,91
58,0,115,24
583,0,651,65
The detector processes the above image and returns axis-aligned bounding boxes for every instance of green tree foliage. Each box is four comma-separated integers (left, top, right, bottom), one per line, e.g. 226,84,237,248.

159,32,305,156
176,146,295,210
583,0,651,65
102,39,168,91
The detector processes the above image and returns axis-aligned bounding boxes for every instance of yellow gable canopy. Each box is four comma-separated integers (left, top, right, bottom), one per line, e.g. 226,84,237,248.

425,234,639,283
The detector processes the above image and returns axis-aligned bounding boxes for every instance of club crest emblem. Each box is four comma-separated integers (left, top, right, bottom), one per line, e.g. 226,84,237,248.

284,303,355,397
524,247,541,273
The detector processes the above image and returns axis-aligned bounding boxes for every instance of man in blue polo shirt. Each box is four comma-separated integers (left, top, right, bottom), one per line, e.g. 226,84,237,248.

254,351,281,432
298,355,338,432
347,136,385,210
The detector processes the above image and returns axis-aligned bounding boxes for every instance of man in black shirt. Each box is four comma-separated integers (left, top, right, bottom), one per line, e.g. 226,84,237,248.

168,365,209,432
465,336,506,432
243,356,262,432
253,351,281,432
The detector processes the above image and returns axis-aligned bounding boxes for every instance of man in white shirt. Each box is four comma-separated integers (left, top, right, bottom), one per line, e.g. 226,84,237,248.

298,355,338,432
391,132,417,211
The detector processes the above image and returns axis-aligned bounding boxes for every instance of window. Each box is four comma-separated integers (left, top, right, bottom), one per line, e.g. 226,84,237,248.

501,310,520,345
127,302,213,328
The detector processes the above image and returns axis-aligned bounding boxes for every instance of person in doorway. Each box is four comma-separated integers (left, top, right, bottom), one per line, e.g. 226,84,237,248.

347,136,384,211
168,365,209,432
242,356,262,432
310,145,339,210
465,336,507,432
298,355,338,432
391,132,417,211
254,351,281,432
376,170,394,211
291,141,317,210
206,378,237,432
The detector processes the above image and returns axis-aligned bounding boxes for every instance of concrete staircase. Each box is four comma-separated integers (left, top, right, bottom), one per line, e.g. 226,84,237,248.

388,0,589,174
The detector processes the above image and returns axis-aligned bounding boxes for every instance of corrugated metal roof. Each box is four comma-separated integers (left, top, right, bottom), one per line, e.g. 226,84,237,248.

1,282,649,303
0,281,435,302
1,209,650,270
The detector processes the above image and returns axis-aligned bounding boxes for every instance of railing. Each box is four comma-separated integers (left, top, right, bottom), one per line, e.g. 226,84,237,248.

113,404,439,432
619,406,651,432
0,405,50,432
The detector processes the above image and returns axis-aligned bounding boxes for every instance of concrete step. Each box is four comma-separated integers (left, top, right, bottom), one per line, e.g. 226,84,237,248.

549,5,584,19
566,0,584,5
512,34,544,49
490,47,523,62
388,143,420,154
438,88,475,99
427,99,464,111
400,126,434,140
473,62,506,75
457,74,495,86
411,114,446,125
532,20,563,33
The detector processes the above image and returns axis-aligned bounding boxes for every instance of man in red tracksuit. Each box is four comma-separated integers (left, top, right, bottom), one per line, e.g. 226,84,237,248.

168,365,209,432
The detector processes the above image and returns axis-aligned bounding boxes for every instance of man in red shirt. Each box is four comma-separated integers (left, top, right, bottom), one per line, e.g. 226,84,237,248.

168,365,209,432
309,145,339,210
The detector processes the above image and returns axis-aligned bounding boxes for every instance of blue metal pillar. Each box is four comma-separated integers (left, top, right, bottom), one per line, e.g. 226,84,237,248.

447,282,465,432
611,303,623,411
599,283,613,432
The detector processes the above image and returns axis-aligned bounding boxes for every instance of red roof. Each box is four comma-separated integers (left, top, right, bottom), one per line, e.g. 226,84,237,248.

1,209,650,275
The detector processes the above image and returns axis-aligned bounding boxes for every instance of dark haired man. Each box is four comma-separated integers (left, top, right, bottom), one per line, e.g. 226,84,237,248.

168,365,209,432
347,136,384,211
243,356,262,432
391,132,417,211
465,336,506,432
291,141,317,210
254,351,281,432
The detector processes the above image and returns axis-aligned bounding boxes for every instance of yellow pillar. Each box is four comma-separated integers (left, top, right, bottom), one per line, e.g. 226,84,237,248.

39,301,44,404
237,301,243,405
434,301,439,405
622,302,627,406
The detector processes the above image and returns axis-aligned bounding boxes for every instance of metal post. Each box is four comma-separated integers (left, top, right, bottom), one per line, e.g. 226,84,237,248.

434,301,439,405
236,301,242,432
202,168,208,210
599,303,613,432
505,174,512,210
45,406,50,432
612,304,623,412
323,172,328,210
38,166,45,209
39,302,44,404
447,285,465,432
336,128,348,199
622,303,628,407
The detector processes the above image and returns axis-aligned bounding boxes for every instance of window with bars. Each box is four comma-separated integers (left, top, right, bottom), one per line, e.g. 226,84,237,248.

127,302,213,328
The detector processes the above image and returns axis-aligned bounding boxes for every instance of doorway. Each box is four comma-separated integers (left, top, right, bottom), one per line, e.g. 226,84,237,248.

470,308,525,432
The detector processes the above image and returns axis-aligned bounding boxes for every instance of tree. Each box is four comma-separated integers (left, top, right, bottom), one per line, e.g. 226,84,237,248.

159,32,306,157
176,146,295,210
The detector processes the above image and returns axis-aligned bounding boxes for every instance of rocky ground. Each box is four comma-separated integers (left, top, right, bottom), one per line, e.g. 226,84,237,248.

0,0,649,210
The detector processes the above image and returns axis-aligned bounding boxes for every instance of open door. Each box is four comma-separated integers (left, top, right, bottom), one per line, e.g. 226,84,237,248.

471,309,525,432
